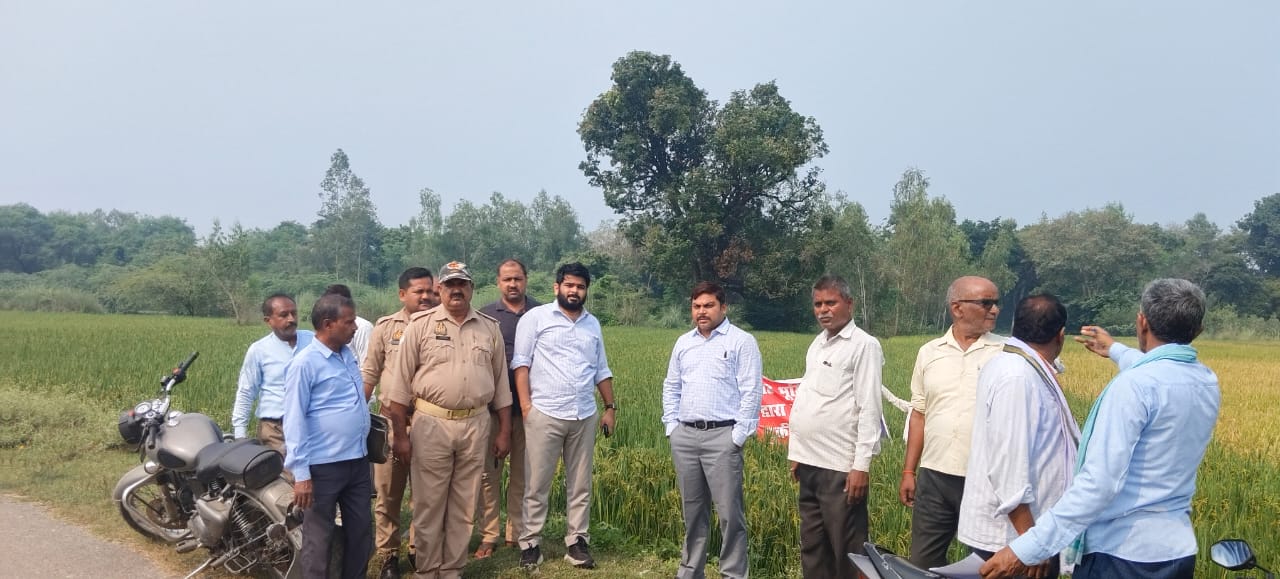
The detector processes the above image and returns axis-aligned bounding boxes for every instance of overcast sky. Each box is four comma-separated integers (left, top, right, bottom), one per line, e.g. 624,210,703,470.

2,1,1277,237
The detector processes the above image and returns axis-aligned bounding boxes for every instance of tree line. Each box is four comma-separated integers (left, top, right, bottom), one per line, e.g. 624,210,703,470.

2,51,1278,337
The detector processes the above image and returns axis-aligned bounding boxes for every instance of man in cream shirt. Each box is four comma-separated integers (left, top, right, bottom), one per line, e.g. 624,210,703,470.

900,275,1006,569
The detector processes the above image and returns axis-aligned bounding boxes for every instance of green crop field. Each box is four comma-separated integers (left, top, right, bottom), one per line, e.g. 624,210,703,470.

0,310,1274,578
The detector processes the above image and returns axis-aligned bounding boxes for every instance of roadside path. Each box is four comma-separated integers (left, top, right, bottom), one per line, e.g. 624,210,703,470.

0,495,175,579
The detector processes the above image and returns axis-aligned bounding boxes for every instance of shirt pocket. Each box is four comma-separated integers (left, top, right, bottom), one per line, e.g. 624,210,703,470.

422,340,455,371
472,342,494,367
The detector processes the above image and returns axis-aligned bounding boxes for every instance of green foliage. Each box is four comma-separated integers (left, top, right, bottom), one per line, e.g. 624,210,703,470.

882,169,971,334
0,286,104,313
312,149,382,284
1237,192,1280,276
579,52,828,323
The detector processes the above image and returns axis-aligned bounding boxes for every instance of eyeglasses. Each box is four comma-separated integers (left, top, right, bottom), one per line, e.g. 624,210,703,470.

955,299,1000,310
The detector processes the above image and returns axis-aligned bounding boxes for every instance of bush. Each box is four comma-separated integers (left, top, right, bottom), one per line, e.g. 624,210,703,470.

1202,305,1280,340
0,286,104,313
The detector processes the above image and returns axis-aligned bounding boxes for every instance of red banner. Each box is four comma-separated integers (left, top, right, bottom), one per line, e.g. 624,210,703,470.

757,377,801,441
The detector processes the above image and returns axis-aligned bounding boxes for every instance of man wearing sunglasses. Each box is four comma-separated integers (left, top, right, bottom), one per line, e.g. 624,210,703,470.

900,276,1006,569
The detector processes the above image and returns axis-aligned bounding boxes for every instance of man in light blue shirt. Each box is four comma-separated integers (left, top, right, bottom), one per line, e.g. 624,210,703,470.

513,262,616,570
981,279,1220,579
662,281,762,579
283,293,372,579
231,293,314,452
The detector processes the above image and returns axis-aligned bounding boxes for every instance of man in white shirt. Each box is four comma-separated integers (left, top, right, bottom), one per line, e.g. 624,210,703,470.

787,275,884,578
959,294,1078,578
900,276,1005,569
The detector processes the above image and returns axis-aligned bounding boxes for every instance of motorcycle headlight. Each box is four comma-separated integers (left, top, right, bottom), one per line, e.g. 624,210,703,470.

117,411,143,445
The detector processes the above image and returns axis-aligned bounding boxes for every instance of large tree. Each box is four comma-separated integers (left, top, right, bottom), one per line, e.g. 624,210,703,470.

579,51,828,306
882,169,970,334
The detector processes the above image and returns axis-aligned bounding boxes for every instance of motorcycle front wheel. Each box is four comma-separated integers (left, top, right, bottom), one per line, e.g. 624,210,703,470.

113,465,191,543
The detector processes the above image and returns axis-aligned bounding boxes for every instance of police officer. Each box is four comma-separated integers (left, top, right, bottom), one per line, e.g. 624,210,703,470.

362,267,437,579
384,261,512,579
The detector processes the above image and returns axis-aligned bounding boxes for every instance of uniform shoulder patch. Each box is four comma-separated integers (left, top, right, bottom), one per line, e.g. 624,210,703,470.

376,313,397,325
409,308,436,322
476,310,499,324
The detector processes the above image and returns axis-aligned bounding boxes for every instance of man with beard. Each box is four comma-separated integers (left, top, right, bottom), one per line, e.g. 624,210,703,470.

383,261,512,579
283,293,373,579
513,262,616,570
788,275,883,578
474,259,540,559
662,281,762,579
362,267,437,579
900,276,1005,569
231,293,315,456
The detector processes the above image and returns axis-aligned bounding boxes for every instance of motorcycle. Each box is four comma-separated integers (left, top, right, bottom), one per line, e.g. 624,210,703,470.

113,352,302,578
1213,539,1273,578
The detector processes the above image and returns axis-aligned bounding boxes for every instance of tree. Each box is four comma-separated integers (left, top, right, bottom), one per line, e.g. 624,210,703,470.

882,169,970,334
0,204,52,273
1019,204,1160,325
530,190,584,270
1238,193,1280,276
313,149,382,282
821,197,887,331
199,220,255,323
579,51,828,311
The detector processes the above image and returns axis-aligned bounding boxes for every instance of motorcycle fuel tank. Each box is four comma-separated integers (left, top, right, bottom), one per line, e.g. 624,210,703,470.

154,413,223,471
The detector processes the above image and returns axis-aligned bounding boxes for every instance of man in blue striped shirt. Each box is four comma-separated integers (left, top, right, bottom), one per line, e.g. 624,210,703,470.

283,293,373,579
661,281,762,579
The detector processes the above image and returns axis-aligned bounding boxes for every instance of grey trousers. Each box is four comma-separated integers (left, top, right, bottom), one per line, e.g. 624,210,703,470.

796,463,867,579
670,424,748,579
300,458,373,579
909,467,966,569
520,407,598,549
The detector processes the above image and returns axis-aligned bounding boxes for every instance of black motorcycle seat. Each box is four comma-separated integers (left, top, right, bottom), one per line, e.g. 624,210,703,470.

194,439,283,490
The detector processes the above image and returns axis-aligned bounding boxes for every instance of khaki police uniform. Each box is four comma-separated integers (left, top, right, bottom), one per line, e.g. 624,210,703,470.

384,306,511,579
362,308,417,563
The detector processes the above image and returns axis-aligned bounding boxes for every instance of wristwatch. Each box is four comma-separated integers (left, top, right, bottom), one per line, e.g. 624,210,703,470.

603,402,617,411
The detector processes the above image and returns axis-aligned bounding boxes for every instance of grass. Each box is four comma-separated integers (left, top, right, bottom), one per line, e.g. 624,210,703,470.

0,311,1273,578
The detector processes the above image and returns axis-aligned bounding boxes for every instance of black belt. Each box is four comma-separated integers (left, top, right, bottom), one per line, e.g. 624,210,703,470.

259,417,282,424
682,419,735,430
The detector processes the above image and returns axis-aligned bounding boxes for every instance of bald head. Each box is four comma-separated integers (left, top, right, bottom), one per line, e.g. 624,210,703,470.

947,275,1001,338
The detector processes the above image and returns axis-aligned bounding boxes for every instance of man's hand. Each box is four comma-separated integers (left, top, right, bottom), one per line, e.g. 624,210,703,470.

292,479,313,511
979,547,1030,579
899,472,916,507
1074,325,1115,358
392,434,411,465
492,431,510,460
845,469,869,504
599,408,616,436
789,460,799,482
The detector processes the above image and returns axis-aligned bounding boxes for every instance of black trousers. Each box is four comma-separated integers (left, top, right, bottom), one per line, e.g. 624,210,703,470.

300,458,373,579
909,467,965,569
796,463,868,579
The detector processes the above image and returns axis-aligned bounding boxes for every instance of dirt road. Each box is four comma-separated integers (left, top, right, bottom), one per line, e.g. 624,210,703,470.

0,495,174,579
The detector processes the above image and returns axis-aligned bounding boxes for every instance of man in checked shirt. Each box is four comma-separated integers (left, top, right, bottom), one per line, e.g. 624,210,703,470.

661,281,763,579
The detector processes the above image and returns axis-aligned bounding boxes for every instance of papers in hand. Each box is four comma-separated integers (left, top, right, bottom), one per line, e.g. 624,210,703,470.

929,553,986,579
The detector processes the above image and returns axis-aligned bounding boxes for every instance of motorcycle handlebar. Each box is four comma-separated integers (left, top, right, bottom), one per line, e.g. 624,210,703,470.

161,351,198,390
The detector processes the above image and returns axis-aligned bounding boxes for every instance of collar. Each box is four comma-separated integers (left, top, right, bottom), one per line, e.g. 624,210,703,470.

942,325,1003,351
823,319,859,342
690,317,732,339
495,295,540,313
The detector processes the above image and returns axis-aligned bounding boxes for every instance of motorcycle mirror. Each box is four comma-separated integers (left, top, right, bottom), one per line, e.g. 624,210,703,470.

1211,539,1257,571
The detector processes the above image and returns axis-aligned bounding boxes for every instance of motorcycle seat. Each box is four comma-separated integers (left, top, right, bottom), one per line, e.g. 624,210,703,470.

194,439,284,490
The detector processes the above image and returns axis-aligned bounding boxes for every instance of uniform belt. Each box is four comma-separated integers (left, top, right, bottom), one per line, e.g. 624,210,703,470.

414,399,485,420
682,419,735,430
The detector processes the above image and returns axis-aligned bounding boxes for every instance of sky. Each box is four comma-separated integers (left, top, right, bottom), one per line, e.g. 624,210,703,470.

2,1,1277,237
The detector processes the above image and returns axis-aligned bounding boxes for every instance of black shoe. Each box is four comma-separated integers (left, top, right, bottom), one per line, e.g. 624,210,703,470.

520,545,543,569
407,551,415,569
377,555,400,579
564,537,595,569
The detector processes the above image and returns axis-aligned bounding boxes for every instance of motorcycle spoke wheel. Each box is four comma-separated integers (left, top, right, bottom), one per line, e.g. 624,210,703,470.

120,482,188,541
